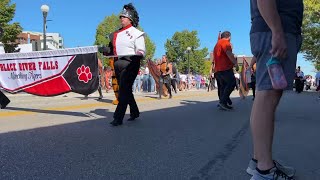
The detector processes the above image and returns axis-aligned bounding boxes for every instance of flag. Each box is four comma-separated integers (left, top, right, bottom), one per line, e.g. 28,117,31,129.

239,57,250,98
0,46,99,96
147,59,168,96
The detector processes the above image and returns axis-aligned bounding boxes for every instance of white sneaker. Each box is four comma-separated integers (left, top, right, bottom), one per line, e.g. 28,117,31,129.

246,159,295,178
250,166,293,180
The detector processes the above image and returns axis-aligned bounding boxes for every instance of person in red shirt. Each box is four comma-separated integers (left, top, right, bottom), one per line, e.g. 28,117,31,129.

213,31,238,110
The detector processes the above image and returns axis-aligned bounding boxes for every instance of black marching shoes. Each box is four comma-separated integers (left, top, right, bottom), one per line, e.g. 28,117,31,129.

127,116,139,121
110,119,123,126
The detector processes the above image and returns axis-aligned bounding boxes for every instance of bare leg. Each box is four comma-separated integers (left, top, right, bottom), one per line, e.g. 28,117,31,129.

251,90,282,170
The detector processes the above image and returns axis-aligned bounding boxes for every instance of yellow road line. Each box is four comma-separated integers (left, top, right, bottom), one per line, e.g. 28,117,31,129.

0,103,110,118
0,92,215,118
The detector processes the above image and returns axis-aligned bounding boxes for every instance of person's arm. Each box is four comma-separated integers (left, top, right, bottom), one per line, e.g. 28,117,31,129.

98,33,114,56
226,50,237,65
249,56,257,72
257,0,287,59
223,40,238,70
135,35,146,57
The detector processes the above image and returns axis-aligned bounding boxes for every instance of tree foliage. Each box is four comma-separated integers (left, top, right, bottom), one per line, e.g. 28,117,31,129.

301,0,320,67
203,60,213,76
94,14,155,66
165,30,208,75
315,61,320,71
0,0,22,53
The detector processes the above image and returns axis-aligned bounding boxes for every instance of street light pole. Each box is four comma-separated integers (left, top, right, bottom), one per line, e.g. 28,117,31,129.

186,46,191,89
188,51,190,75
41,5,49,50
187,47,191,75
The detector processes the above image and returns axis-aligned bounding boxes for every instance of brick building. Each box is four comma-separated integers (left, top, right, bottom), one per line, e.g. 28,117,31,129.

16,31,64,50
16,33,41,44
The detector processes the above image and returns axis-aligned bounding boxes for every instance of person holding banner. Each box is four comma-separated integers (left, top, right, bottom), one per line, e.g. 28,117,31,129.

100,3,145,126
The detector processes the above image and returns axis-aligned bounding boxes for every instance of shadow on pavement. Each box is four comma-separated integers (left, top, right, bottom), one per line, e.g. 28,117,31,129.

4,107,90,117
74,96,114,104
0,91,319,179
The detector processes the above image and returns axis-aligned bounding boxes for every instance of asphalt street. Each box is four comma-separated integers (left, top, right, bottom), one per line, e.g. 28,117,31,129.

0,89,319,180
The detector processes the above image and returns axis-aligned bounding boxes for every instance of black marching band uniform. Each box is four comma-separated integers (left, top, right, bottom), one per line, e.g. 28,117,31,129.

100,3,146,126
170,63,178,94
0,26,11,109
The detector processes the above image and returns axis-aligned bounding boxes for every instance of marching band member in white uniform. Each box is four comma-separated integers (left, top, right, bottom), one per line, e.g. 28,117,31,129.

100,3,146,126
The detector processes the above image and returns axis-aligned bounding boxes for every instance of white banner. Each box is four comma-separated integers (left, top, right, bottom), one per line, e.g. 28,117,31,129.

0,56,73,91
0,46,99,95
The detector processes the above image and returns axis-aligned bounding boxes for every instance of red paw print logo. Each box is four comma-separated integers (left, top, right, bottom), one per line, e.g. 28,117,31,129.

77,65,92,83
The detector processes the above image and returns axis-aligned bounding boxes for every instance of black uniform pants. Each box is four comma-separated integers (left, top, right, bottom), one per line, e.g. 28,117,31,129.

113,59,140,121
215,69,236,105
249,82,256,98
295,78,304,93
171,78,177,93
214,73,221,101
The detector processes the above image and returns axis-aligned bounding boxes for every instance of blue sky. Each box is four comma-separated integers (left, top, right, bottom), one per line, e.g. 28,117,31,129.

11,0,316,75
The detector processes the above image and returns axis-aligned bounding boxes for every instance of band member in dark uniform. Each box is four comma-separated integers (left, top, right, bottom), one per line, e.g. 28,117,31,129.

295,66,304,93
170,62,178,93
99,3,145,126
0,27,11,109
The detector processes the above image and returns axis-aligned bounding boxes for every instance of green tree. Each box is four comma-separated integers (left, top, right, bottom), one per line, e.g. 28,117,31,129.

315,61,320,71
301,0,320,67
203,60,213,76
0,0,22,53
94,14,155,66
165,30,208,75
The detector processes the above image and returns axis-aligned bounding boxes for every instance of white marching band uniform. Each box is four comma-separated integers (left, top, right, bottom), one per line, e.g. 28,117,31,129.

112,25,146,57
